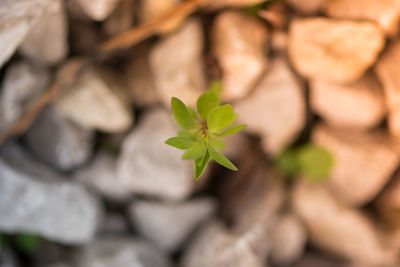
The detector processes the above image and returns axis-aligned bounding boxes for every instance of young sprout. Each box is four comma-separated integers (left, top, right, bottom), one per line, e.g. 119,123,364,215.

165,82,246,179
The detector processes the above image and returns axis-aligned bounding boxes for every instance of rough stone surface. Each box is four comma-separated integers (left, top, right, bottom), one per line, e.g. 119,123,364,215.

270,214,307,266
287,0,327,14
75,153,131,202
76,237,172,267
313,124,399,206
117,109,193,200
25,107,93,171
103,0,134,36
310,73,386,129
54,64,133,133
292,180,397,266
181,221,265,267
19,0,68,65
0,61,50,131
129,198,216,252
150,18,206,107
289,18,384,83
0,143,100,244
139,0,182,33
375,40,400,137
212,11,268,101
235,57,305,155
325,0,400,36
76,0,121,21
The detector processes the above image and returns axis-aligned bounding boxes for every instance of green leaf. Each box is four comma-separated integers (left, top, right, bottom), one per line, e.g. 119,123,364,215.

178,130,195,140
276,149,300,177
218,124,247,137
197,89,219,121
207,104,237,133
165,137,195,150
194,151,211,179
209,80,222,97
188,107,199,121
0,234,7,248
14,233,41,254
208,136,225,151
297,144,334,181
171,97,195,130
208,146,237,171
182,141,207,160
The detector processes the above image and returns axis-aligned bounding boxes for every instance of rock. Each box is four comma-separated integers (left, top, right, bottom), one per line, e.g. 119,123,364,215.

19,0,68,66
310,73,386,129
98,213,129,235
103,0,134,36
149,18,206,107
0,0,49,67
235,57,305,155
269,214,307,265
375,40,400,137
76,237,172,267
376,173,400,211
181,221,265,267
54,63,133,133
288,18,384,83
0,143,100,244
75,0,121,21
129,198,216,252
117,108,193,200
287,0,326,14
0,249,17,267
270,31,288,53
325,0,400,36
212,11,268,101
0,61,50,131
292,180,397,266
292,253,348,267
69,20,101,54
313,124,399,206
75,153,131,202
25,107,93,171
138,0,182,33
209,0,265,9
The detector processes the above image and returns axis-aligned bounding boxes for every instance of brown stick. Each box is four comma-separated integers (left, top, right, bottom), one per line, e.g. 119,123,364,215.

0,0,210,145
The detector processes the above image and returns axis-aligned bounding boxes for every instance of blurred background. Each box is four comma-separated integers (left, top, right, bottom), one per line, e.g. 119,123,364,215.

1,0,400,266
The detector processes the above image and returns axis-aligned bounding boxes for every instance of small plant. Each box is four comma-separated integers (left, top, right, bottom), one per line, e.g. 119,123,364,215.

165,82,246,179
276,144,334,181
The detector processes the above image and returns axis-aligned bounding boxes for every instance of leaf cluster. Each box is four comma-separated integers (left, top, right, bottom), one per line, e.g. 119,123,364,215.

166,83,246,179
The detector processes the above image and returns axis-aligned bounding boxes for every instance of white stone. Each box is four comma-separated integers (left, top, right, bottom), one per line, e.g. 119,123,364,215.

76,0,121,21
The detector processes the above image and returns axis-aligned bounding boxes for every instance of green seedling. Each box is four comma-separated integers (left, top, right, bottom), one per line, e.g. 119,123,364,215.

165,82,246,179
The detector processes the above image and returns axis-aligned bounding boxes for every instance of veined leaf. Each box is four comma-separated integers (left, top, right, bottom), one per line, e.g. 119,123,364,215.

208,146,237,171
218,124,247,137
194,151,211,179
208,136,225,151
182,141,207,160
207,104,237,133
197,89,219,121
165,137,195,150
171,97,195,130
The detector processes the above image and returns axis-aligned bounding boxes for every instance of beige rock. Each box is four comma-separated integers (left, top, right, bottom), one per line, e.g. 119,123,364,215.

209,0,264,9
288,18,384,83
325,0,400,36
376,173,400,212
139,0,182,33
375,40,400,137
310,73,386,129
312,124,399,206
270,31,288,53
212,11,268,101
76,0,120,21
150,18,206,107
19,0,68,66
103,0,134,36
235,57,305,155
287,0,326,14
55,63,133,133
292,180,397,266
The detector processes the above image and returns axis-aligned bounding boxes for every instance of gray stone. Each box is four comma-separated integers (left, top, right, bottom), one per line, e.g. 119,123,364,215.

75,153,131,202
19,0,68,66
0,143,101,244
75,237,172,267
117,108,193,200
0,249,17,267
0,61,50,131
25,107,93,171
76,0,121,21
129,198,216,252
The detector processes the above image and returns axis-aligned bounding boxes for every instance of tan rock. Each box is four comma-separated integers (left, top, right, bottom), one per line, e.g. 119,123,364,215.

376,173,400,211
55,62,133,133
138,0,182,33
292,180,397,266
76,0,120,21
103,0,134,36
325,0,400,36
209,0,264,9
312,124,399,206
212,11,268,101
149,18,206,107
19,0,68,66
310,73,386,129
288,18,384,83
235,57,305,155
287,0,326,14
375,40,400,137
